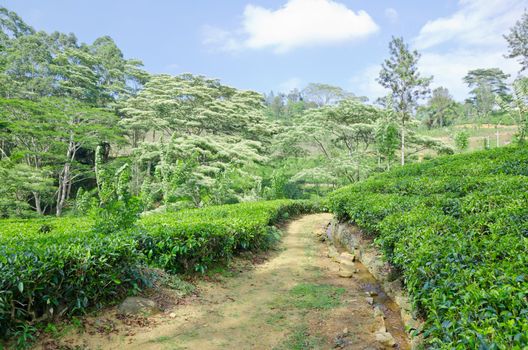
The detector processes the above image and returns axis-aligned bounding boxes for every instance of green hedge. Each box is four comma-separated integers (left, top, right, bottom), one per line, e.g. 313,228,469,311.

137,200,318,272
327,146,528,349
0,199,317,339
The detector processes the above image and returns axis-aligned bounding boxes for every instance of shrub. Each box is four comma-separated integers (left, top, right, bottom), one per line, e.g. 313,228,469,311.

327,145,528,349
0,199,319,340
0,221,143,340
454,130,469,151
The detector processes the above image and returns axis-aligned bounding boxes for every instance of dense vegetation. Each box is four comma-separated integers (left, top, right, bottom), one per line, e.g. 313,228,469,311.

328,146,528,348
1,6,526,218
0,199,317,339
0,4,527,349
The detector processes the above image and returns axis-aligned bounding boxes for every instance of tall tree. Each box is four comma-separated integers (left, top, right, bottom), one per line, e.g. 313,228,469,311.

418,87,462,129
497,77,528,143
463,68,510,97
0,98,62,214
505,10,528,73
377,36,432,165
120,74,273,207
463,68,511,123
301,83,353,107
53,98,122,216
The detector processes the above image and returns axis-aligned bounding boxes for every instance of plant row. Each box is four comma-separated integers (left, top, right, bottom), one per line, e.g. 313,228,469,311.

0,199,318,339
327,146,528,349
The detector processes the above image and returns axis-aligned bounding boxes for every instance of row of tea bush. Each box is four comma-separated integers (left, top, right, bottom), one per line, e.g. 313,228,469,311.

327,146,528,349
0,199,318,339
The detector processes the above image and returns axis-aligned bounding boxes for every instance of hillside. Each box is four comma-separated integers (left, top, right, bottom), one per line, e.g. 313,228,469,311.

328,145,528,348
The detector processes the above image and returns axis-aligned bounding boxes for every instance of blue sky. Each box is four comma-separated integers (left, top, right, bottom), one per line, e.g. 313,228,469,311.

1,0,524,101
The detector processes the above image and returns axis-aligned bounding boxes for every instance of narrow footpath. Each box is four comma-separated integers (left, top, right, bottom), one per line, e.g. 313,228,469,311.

48,214,409,350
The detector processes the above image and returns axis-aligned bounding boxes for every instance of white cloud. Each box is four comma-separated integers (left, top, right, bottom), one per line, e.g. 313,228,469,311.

412,0,523,100
203,0,378,53
384,8,398,24
279,77,303,92
349,64,388,102
420,50,519,100
353,0,523,102
414,0,523,50
202,25,243,52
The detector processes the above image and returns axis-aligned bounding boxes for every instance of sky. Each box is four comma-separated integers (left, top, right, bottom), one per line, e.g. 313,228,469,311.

1,0,524,101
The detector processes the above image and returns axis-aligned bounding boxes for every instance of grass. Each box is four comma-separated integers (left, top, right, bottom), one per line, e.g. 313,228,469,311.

149,335,173,343
417,123,518,152
274,324,325,350
289,283,345,310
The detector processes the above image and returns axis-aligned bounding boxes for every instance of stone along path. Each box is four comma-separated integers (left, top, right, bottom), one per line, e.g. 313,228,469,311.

53,214,409,350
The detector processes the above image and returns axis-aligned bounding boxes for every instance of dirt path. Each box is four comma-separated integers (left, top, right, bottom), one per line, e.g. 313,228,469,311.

49,214,409,350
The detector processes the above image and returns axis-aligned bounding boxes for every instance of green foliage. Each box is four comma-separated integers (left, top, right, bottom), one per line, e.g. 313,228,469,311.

91,146,142,233
417,87,463,129
0,217,142,341
378,36,432,165
263,170,299,200
0,199,318,340
327,146,528,348
453,130,469,151
137,200,317,273
505,10,528,72
464,68,511,123
497,77,528,143
120,73,274,208
288,283,345,310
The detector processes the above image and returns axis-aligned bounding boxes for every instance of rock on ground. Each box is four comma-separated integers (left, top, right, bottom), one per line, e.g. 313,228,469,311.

118,297,160,316
375,329,396,347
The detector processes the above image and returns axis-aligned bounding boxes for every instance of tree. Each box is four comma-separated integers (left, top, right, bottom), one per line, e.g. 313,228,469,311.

505,10,528,72
454,131,470,152
120,73,274,207
301,83,354,107
0,98,63,214
463,68,510,97
269,93,285,119
418,87,462,129
0,97,123,216
91,145,141,233
377,37,432,165
463,68,511,124
3,31,56,98
497,77,528,143
375,105,400,169
278,99,383,184
52,36,147,106
53,98,123,216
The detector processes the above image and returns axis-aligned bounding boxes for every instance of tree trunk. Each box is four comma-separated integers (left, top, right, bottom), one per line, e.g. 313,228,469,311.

356,155,361,182
56,162,70,216
56,133,77,216
400,125,405,166
33,192,43,215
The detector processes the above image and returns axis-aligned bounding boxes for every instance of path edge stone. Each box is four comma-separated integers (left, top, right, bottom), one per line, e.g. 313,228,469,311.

327,219,424,349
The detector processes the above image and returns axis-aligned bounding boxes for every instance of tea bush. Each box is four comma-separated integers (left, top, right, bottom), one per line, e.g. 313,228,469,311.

327,146,528,349
137,200,318,273
0,199,317,340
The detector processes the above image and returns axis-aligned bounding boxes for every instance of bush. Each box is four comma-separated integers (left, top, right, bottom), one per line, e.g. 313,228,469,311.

327,145,528,349
0,199,319,340
454,130,469,151
0,219,143,340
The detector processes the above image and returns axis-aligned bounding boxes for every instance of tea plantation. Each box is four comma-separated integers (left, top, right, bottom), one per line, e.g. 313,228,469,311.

328,146,528,349
0,200,316,339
